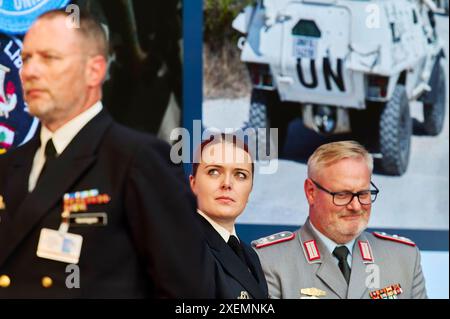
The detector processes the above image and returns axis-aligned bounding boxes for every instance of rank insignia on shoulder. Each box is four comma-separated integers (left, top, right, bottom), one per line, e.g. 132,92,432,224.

252,231,295,249
300,287,326,299
0,195,5,210
373,232,416,247
369,283,403,299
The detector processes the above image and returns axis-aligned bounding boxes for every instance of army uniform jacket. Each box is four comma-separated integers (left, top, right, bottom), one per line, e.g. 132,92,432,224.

254,219,427,299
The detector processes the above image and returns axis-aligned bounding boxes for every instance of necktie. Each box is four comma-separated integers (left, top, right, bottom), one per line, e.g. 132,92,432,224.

36,139,57,186
333,246,351,284
227,235,247,264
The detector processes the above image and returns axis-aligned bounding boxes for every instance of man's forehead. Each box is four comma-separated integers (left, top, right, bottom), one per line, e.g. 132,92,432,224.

315,155,369,175
319,164,370,187
28,15,65,33
320,156,368,171
24,16,80,49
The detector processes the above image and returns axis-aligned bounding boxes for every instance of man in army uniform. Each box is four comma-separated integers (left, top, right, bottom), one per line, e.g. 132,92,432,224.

253,141,427,299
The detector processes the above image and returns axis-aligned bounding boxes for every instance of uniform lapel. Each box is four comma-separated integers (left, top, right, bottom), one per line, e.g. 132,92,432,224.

347,232,374,299
0,110,113,267
197,215,265,299
300,220,348,299
241,243,268,296
3,137,39,214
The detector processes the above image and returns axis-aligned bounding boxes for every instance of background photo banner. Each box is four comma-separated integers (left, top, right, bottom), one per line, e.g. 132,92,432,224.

0,0,71,34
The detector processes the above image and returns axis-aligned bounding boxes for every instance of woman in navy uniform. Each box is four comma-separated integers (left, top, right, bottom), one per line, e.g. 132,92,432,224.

189,133,268,299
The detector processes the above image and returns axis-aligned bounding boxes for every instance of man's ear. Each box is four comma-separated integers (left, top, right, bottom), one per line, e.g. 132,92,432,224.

304,178,315,205
86,55,107,87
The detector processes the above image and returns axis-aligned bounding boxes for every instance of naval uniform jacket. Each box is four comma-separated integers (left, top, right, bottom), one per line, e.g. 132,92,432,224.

197,214,268,299
0,110,214,298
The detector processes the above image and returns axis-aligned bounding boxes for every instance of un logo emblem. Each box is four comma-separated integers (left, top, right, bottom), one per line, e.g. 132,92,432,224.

0,0,70,34
0,35,38,154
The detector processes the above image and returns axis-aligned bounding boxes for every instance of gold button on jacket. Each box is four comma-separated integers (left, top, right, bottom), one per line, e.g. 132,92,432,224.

42,276,53,288
0,275,11,288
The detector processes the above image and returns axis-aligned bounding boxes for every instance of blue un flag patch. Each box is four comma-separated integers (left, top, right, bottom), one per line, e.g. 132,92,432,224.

0,34,38,154
0,0,71,35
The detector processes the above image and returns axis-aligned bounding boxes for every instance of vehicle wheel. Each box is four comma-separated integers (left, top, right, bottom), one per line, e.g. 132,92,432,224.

423,63,447,136
245,89,298,158
349,101,381,151
244,89,272,159
379,85,412,176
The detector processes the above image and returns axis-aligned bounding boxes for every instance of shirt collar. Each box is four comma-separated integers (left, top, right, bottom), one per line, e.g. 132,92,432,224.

40,101,103,155
197,209,238,243
309,220,355,256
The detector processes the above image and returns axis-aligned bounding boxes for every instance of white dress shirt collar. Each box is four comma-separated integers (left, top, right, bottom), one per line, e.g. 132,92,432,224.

197,209,238,243
40,101,103,155
28,101,103,192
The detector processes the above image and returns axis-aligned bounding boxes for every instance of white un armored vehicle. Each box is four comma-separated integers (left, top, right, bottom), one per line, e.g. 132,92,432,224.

233,0,447,175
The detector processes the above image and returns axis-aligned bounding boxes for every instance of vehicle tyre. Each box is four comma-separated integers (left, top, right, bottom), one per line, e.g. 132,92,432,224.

245,89,298,158
379,85,412,176
423,63,447,136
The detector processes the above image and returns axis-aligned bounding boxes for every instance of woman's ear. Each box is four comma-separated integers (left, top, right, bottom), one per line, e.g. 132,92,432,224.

189,174,196,195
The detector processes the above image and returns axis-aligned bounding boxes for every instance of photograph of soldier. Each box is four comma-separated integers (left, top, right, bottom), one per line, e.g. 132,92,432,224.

254,141,428,299
201,0,448,298
0,10,213,298
189,133,269,299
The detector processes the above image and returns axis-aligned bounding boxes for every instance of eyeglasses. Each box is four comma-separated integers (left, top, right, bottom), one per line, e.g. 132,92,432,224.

310,179,379,206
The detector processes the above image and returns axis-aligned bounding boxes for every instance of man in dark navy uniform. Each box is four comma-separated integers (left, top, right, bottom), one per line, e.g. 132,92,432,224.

0,10,213,298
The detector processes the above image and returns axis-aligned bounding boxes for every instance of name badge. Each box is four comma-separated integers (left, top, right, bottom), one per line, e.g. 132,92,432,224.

36,228,83,264
69,212,108,227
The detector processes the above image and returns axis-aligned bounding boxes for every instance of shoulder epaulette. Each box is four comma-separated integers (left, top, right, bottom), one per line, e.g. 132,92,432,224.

373,232,416,247
252,231,295,249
